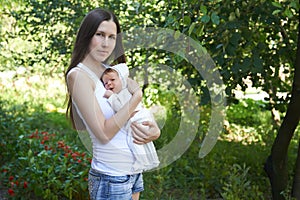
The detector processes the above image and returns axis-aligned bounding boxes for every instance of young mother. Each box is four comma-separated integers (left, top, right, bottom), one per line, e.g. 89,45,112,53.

64,8,160,200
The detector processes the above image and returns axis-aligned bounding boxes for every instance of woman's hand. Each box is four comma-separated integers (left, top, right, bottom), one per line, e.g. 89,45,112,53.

127,78,142,96
131,121,161,144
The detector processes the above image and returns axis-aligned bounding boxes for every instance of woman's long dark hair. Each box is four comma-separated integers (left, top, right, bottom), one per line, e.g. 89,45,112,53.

64,8,126,129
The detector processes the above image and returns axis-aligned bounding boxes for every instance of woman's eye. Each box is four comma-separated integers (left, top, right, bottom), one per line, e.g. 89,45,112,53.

96,32,105,37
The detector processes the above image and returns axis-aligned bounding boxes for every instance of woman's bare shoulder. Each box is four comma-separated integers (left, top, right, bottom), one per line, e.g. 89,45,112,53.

67,68,94,92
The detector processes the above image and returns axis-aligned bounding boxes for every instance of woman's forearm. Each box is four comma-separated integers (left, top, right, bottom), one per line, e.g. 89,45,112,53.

102,90,143,142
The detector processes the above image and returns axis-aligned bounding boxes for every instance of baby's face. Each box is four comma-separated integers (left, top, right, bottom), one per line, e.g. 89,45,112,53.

102,71,123,93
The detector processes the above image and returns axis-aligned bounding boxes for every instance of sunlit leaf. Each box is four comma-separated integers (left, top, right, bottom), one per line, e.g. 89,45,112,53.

271,2,282,8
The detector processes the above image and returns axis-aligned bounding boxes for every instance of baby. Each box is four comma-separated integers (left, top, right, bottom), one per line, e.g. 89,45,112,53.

101,63,159,171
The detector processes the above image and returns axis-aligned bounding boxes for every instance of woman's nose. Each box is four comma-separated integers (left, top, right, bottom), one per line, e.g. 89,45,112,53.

102,37,108,47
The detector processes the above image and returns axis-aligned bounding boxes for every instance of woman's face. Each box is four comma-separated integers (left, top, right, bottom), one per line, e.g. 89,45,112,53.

88,20,117,63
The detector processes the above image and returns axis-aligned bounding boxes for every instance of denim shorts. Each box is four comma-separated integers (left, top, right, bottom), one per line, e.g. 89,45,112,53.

88,168,144,200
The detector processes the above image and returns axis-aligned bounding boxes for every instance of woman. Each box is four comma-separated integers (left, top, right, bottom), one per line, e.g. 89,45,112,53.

64,8,160,200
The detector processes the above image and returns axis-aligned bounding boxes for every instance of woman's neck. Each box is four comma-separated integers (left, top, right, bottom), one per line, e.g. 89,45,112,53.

81,59,106,78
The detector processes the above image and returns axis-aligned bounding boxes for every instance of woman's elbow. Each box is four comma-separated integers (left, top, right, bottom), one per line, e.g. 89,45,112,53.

95,133,111,145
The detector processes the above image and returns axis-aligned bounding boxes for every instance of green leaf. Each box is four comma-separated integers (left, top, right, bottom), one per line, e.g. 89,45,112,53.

201,15,210,23
230,32,241,46
235,8,240,18
196,24,204,37
211,12,220,25
188,22,196,35
290,1,300,10
253,55,263,72
226,44,236,56
231,62,240,74
200,5,207,15
241,57,251,72
272,10,281,15
283,8,293,18
272,2,282,8
229,12,236,21
183,16,191,25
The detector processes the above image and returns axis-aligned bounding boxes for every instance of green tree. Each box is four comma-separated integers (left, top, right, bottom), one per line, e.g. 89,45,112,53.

264,10,300,199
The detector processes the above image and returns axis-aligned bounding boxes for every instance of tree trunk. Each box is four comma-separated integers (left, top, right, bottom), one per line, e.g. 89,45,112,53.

291,11,300,199
292,139,300,198
264,10,300,200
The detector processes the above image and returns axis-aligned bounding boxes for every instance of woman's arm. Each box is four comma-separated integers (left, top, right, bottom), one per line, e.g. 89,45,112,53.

67,70,142,144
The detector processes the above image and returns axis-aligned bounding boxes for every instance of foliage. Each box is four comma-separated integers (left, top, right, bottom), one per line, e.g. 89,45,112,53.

0,98,89,199
1,130,90,200
220,163,264,200
1,92,290,199
0,0,90,75
1,0,299,111
157,0,299,113
226,98,270,127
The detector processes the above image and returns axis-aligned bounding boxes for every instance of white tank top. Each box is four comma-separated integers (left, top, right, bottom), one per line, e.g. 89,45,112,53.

68,63,140,176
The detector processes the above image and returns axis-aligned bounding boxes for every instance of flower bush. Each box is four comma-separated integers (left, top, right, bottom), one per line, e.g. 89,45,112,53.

0,129,91,200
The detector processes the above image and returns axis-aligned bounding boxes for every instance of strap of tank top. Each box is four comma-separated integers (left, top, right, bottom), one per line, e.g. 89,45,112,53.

77,63,102,85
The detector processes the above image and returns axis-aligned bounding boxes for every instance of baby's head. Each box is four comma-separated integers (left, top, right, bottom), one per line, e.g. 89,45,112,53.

101,63,129,93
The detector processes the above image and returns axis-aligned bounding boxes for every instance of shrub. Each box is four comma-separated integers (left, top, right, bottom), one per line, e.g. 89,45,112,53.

1,129,90,200
226,98,270,127
220,163,264,200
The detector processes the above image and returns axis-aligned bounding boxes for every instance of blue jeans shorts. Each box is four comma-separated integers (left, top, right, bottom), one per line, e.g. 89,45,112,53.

88,168,144,200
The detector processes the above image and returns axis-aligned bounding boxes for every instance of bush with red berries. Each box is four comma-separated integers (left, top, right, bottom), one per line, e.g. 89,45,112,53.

0,129,91,199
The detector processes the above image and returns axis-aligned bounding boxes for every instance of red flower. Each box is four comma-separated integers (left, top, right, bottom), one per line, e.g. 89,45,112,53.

41,131,48,135
8,188,14,196
57,141,65,148
23,181,28,189
77,159,82,163
29,129,39,138
10,182,14,187
64,145,71,152
72,152,79,157
43,135,49,141
9,176,14,181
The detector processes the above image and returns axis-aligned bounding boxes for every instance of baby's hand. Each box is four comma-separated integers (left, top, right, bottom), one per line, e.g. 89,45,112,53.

103,90,114,98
